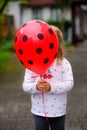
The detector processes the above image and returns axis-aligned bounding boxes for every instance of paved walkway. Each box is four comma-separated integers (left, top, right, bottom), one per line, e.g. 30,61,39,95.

0,41,87,130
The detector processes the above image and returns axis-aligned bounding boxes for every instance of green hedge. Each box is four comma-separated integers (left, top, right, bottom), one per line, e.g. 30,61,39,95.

46,19,62,29
64,20,72,29
46,19,72,30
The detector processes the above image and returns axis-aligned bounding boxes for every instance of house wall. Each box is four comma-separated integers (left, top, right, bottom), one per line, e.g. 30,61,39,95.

42,7,51,20
8,1,21,29
22,8,33,23
8,1,71,28
22,7,51,22
8,2,53,28
63,8,71,20
7,1,72,42
7,1,87,43
84,12,87,34
75,14,80,35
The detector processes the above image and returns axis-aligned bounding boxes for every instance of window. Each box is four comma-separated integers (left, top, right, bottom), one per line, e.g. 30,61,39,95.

33,8,42,19
51,8,62,20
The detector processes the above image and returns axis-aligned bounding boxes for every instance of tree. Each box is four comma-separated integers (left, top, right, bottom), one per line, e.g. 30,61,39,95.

0,0,10,14
0,0,29,15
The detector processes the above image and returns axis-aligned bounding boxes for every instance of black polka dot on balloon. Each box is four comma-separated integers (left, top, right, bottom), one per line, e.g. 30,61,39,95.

37,33,44,40
22,23,27,27
36,48,42,54
20,60,24,65
18,49,23,55
44,58,49,64
49,42,54,49
48,28,54,34
36,20,41,23
28,60,34,65
22,35,28,42
15,36,17,42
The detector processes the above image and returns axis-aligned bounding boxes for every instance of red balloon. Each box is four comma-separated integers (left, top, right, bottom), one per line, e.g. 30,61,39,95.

14,20,59,75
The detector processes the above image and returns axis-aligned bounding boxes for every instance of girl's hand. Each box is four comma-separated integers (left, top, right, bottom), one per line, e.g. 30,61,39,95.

36,80,51,92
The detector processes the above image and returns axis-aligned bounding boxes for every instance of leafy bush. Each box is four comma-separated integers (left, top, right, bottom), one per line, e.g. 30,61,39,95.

46,19,62,29
0,38,14,51
46,19,72,30
64,20,72,30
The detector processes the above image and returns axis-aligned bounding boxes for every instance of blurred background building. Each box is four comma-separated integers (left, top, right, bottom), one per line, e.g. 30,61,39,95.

0,0,87,45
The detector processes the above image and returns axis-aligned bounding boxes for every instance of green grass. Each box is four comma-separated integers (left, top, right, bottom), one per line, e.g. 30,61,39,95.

0,51,10,69
64,40,72,47
0,38,13,70
0,38,14,51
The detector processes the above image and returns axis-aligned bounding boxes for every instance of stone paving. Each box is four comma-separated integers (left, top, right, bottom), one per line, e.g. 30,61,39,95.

0,41,87,130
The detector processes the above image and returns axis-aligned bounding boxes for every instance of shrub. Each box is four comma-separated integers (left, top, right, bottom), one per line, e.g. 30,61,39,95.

46,19,62,29
0,38,14,51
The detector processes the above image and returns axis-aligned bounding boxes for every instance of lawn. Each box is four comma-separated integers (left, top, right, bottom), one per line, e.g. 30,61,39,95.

0,38,13,70
0,51,10,69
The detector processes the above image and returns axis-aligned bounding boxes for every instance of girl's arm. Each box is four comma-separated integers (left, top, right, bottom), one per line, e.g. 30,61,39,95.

50,59,74,94
22,69,40,94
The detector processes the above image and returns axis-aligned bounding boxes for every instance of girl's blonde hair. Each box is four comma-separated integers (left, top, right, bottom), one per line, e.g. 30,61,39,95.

51,25,64,66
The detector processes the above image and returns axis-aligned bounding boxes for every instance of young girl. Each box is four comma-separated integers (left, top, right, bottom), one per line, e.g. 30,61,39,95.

22,25,74,130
